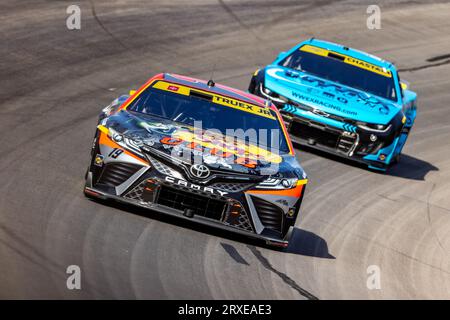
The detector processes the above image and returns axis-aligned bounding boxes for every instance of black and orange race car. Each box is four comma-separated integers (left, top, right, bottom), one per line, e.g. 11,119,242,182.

84,73,308,247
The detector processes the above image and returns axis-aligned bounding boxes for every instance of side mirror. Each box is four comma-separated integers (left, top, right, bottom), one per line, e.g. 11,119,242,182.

400,81,409,91
129,90,136,96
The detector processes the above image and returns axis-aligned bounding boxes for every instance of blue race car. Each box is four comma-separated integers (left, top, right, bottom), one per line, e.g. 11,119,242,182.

248,38,417,171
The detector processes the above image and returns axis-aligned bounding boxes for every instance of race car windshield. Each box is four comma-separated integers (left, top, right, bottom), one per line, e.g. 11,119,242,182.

127,86,290,154
280,49,398,101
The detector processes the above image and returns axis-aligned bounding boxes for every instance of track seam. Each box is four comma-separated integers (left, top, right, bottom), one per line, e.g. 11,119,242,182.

217,0,263,42
89,0,130,50
247,246,319,300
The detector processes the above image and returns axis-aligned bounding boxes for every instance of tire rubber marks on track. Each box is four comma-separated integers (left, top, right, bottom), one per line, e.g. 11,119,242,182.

423,183,447,253
247,245,319,300
89,0,130,50
221,243,318,299
399,53,450,72
220,243,249,265
427,54,450,63
217,0,263,42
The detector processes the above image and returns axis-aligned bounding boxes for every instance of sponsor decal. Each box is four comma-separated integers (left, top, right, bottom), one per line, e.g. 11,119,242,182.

94,154,104,166
212,95,274,119
300,44,392,78
160,130,282,165
164,176,228,196
301,75,388,107
291,91,358,116
276,199,289,206
287,208,296,217
160,136,182,145
152,80,276,120
108,148,124,159
266,67,391,115
203,154,232,169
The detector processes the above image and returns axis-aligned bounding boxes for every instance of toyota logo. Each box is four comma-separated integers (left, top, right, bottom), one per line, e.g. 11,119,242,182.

189,164,210,179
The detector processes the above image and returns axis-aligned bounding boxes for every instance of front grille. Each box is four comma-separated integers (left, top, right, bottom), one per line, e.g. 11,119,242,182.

210,182,254,193
124,180,146,201
226,212,253,232
156,186,226,221
123,179,254,232
251,196,284,233
337,132,357,154
98,162,142,186
356,142,383,156
290,119,340,149
147,154,180,177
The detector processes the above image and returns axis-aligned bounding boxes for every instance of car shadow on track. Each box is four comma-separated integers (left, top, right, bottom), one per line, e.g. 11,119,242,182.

88,197,334,258
386,154,439,181
294,143,438,181
286,228,335,259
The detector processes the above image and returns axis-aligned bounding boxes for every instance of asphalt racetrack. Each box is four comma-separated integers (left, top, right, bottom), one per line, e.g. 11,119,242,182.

1,0,450,299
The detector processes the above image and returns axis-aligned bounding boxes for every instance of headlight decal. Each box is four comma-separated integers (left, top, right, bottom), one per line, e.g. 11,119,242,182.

246,183,306,198
97,129,149,165
255,177,308,190
259,84,289,104
256,177,298,189
356,122,392,133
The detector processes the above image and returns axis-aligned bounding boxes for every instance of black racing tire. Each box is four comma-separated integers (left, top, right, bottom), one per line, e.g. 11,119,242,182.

392,153,401,165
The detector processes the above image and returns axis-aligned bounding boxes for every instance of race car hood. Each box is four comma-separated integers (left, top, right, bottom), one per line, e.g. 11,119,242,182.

103,110,299,178
264,65,401,124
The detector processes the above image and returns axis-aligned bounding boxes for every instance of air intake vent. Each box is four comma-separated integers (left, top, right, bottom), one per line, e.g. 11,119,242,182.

210,182,254,193
337,132,357,155
290,120,339,149
98,162,143,186
251,196,284,233
156,186,226,221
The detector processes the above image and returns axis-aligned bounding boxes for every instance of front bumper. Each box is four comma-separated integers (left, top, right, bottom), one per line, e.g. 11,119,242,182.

250,80,403,170
281,112,401,170
85,159,303,247
84,184,294,247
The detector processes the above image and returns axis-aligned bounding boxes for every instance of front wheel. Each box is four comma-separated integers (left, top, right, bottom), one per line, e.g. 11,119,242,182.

391,153,401,165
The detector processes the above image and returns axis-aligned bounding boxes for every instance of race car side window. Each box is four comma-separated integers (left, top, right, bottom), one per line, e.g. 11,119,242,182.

280,53,304,71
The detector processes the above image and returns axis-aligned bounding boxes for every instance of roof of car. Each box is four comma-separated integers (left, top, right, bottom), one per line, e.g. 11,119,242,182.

164,73,274,110
304,38,395,70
